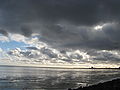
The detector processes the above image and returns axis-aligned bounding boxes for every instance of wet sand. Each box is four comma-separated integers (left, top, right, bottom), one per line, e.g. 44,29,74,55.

69,78,120,90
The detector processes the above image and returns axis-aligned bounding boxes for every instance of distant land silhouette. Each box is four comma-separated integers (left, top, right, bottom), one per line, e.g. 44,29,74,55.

0,65,120,69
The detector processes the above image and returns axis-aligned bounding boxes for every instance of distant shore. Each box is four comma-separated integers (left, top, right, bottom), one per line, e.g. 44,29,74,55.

0,65,120,69
69,78,120,90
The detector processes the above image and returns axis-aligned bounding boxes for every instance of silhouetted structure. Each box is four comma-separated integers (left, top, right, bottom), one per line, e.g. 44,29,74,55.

89,67,94,69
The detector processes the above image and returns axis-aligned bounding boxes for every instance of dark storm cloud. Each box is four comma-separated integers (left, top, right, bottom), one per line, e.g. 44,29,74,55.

21,26,32,37
26,46,38,50
0,29,8,36
1,0,120,50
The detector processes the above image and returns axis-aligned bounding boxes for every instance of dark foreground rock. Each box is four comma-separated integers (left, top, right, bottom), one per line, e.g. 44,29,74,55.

68,78,120,90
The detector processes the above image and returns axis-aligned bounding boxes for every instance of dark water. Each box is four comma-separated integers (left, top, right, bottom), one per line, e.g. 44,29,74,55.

0,66,120,90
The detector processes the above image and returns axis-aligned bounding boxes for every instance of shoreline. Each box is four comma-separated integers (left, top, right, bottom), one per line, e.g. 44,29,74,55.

69,78,120,90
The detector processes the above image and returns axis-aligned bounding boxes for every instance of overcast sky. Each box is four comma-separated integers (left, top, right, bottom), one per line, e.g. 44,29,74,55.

0,0,120,68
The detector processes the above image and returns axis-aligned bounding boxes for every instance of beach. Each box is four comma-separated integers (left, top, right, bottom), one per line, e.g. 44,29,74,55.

69,78,120,90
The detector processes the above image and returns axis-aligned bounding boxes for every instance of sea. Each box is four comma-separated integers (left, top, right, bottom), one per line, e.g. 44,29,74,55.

0,66,120,90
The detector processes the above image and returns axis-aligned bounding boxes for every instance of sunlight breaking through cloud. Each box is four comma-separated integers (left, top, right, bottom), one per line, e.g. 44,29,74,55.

0,33,119,68
0,0,120,69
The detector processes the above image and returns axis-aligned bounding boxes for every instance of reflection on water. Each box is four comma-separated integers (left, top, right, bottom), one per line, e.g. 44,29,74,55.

0,66,120,90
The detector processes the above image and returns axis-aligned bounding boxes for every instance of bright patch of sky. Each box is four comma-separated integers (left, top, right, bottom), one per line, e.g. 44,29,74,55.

0,40,28,51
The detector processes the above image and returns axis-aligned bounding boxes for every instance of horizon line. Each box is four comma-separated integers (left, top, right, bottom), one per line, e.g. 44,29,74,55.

0,65,120,69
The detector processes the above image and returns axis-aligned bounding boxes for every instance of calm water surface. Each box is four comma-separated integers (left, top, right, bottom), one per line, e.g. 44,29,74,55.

0,66,120,90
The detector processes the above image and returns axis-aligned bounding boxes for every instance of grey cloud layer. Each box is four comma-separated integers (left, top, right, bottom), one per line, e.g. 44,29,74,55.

7,46,120,65
1,0,120,49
